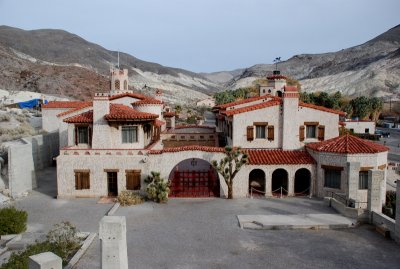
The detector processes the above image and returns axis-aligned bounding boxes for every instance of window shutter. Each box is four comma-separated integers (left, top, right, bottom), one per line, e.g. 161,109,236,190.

88,126,92,146
75,173,79,189
299,126,305,141
85,173,90,189
267,126,274,141
74,127,78,145
318,125,325,141
246,126,254,141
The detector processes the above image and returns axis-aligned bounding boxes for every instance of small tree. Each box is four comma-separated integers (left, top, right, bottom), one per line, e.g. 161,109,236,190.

211,146,248,199
145,171,170,203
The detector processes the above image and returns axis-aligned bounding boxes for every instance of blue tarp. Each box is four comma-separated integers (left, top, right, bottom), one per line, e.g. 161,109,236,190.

17,98,48,109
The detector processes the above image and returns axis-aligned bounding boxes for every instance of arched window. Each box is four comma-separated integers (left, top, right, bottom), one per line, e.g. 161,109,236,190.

115,79,120,90
124,80,128,90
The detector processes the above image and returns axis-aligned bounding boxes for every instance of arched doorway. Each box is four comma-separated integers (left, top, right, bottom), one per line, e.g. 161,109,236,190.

168,158,219,197
249,169,265,196
294,168,311,196
271,169,288,196
276,91,283,97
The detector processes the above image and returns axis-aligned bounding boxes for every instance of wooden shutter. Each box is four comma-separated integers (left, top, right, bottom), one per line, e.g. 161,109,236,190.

246,126,254,141
299,126,305,141
84,172,90,189
126,170,141,190
88,126,92,146
75,172,80,189
318,125,325,141
74,126,78,145
267,126,274,141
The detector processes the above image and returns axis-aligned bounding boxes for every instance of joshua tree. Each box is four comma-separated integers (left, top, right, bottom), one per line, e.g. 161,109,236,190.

212,146,248,199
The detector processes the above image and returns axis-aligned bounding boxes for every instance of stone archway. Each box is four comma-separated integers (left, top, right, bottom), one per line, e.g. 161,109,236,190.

249,169,265,196
294,168,311,196
168,158,219,197
271,168,288,196
276,90,283,97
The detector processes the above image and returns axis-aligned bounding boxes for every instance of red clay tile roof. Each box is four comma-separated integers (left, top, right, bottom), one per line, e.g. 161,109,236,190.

105,104,158,121
284,86,298,92
299,102,346,116
245,149,315,165
154,119,165,126
57,102,93,117
42,101,91,109
108,92,149,101
64,110,93,123
214,96,267,109
306,134,389,154
221,100,281,116
149,146,225,154
163,111,176,117
132,99,163,105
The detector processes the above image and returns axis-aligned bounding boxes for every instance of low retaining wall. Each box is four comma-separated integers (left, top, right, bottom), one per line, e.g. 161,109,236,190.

328,197,369,221
371,211,396,236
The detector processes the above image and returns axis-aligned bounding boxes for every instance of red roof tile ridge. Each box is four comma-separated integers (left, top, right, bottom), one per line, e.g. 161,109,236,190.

222,99,281,116
42,101,91,109
63,110,93,123
57,102,93,117
105,103,159,120
214,95,269,109
299,102,346,116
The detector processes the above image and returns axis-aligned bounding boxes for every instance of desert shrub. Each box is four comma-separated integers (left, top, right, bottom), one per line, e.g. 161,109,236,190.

145,171,170,203
46,221,81,263
117,190,145,206
0,114,11,122
0,207,28,235
0,123,36,142
1,222,82,268
14,114,27,123
383,190,397,219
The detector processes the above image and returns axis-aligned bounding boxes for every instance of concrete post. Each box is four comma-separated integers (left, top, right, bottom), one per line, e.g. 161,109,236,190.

395,180,400,243
367,170,384,215
99,216,128,269
347,162,360,202
288,172,295,197
29,252,62,269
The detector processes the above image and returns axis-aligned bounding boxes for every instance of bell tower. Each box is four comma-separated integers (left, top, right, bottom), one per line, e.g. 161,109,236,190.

110,52,132,96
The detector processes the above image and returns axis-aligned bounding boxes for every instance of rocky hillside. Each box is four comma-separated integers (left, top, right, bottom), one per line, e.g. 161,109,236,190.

0,26,220,104
225,25,400,99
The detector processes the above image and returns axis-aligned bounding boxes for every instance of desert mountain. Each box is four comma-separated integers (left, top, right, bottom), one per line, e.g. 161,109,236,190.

0,25,220,104
223,24,400,99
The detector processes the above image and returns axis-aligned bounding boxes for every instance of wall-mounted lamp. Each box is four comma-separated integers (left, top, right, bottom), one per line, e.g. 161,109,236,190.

191,158,197,166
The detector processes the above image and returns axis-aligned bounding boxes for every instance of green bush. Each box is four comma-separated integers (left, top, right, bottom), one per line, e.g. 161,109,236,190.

0,207,28,235
145,171,170,203
0,222,82,269
117,191,145,206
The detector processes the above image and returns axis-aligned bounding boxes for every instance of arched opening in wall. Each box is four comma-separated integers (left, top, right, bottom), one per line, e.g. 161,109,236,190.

271,168,288,196
115,79,120,90
168,158,219,197
124,80,128,90
249,169,265,196
294,168,311,196
276,91,283,97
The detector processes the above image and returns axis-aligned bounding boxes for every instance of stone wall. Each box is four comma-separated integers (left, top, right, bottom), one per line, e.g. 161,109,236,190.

4,133,59,197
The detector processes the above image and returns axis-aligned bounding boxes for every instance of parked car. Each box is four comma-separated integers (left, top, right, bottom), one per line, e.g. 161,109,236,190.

375,130,390,138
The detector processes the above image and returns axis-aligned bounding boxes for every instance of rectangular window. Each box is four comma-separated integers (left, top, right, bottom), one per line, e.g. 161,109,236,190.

255,125,266,139
359,171,369,189
75,171,90,190
306,125,316,138
126,170,141,190
122,126,138,143
365,128,369,134
75,126,88,144
324,169,341,189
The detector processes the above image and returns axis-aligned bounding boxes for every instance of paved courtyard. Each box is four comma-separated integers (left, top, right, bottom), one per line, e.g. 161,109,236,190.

78,198,400,269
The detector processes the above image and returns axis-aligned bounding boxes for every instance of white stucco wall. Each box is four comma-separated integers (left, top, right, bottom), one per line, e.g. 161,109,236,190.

42,108,69,133
344,121,376,134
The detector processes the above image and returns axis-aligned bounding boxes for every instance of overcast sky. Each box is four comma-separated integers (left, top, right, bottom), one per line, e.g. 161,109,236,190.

0,0,399,72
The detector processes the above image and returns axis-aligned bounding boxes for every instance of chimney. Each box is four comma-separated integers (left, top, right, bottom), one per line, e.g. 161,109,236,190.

92,93,111,148
282,86,300,150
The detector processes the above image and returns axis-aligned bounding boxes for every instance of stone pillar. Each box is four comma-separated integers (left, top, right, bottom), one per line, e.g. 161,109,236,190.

29,252,62,269
367,170,384,215
347,162,360,201
395,180,400,243
288,172,295,197
99,216,128,269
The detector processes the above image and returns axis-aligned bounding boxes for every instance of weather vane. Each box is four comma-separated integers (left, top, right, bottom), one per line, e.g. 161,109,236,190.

273,57,281,71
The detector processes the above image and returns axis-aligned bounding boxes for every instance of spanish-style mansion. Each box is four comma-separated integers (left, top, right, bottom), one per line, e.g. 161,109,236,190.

42,68,388,208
